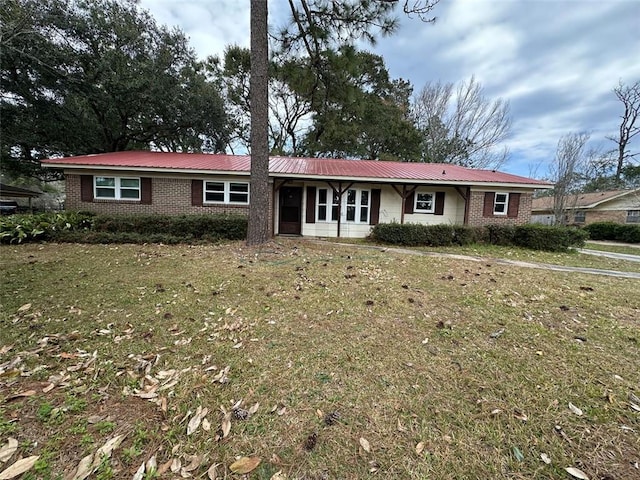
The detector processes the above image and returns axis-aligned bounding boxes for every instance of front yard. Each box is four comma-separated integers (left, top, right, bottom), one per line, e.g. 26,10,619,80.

0,240,638,479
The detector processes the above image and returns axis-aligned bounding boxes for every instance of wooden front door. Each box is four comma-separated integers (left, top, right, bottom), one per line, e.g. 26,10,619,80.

278,187,302,235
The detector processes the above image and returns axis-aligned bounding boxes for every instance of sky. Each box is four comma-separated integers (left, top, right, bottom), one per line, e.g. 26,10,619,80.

138,0,640,178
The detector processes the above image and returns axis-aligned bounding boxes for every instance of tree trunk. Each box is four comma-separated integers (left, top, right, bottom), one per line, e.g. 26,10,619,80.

247,0,270,245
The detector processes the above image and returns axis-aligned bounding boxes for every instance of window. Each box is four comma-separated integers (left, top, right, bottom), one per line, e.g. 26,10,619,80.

204,181,249,204
94,176,140,200
493,192,509,215
317,188,370,223
627,210,640,223
414,192,435,213
574,210,586,223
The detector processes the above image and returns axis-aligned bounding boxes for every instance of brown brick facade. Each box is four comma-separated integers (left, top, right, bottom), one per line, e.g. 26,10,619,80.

65,174,274,235
466,190,532,226
584,210,627,225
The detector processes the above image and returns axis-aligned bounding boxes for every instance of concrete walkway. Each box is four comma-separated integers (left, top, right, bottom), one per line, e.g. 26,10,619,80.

310,240,640,280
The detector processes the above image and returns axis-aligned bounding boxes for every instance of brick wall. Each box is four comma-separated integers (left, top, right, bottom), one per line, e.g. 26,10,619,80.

584,210,627,225
467,190,532,226
65,174,255,216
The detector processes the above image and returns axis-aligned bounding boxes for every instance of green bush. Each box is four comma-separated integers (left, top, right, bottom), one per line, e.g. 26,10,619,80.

513,224,588,251
91,214,247,241
0,211,95,244
584,222,640,243
370,222,587,252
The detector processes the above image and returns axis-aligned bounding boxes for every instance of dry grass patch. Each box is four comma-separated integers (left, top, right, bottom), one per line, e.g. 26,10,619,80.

0,240,638,479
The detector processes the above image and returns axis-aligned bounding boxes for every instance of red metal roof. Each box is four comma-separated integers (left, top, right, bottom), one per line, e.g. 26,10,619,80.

42,151,551,186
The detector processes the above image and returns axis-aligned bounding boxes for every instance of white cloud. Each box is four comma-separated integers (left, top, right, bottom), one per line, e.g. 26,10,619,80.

139,0,640,177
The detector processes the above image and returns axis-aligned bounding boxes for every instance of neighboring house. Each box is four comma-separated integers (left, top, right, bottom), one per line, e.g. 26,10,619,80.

42,151,552,238
531,189,640,226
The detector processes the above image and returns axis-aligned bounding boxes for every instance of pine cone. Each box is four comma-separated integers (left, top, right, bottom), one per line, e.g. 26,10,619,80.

304,431,318,451
233,408,249,420
323,411,340,426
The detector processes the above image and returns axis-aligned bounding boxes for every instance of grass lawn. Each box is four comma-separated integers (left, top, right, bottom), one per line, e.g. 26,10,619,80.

584,242,640,257
0,240,638,479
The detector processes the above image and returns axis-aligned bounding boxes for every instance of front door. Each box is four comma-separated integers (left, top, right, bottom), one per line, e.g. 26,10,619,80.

278,187,302,235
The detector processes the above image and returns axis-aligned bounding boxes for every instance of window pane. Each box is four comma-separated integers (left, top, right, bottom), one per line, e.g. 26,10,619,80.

205,182,224,191
332,192,340,205
318,189,327,204
494,203,506,213
230,183,248,192
206,192,224,202
495,193,508,203
331,205,339,221
96,187,115,198
360,190,369,205
360,206,368,223
229,192,248,203
95,177,115,187
347,189,356,205
120,188,139,199
318,205,327,221
346,206,355,221
120,178,139,188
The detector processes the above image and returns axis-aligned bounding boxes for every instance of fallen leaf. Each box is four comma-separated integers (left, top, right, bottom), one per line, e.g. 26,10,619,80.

4,390,36,402
202,418,211,431
132,462,145,480
187,406,208,435
565,466,589,479
222,415,231,438
397,418,407,432
630,392,640,404
17,304,31,313
0,456,39,479
182,454,202,472
415,441,425,455
157,459,173,475
146,455,157,472
170,458,181,473
359,437,371,453
270,471,287,480
540,453,551,464
249,402,260,415
229,456,261,474
91,434,125,469
568,402,583,416
207,463,220,480
0,439,17,463
69,454,93,480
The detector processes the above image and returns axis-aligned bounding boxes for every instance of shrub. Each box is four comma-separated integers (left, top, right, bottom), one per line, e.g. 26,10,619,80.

584,222,640,243
91,214,247,241
370,223,458,247
484,225,516,246
513,224,588,251
0,211,95,244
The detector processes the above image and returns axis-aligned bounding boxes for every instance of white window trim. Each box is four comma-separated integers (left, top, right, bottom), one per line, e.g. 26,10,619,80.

94,176,140,201
316,187,370,224
414,191,435,213
493,192,509,216
203,181,250,205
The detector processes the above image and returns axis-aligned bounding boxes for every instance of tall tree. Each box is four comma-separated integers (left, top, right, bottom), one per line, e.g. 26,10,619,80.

608,80,640,183
247,0,441,244
549,132,590,225
411,76,511,168
247,0,270,246
0,0,229,181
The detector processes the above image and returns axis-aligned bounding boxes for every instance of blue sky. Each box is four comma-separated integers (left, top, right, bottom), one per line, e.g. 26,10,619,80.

139,0,640,178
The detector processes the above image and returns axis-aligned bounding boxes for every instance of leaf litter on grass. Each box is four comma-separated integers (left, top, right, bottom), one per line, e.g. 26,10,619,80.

0,240,639,479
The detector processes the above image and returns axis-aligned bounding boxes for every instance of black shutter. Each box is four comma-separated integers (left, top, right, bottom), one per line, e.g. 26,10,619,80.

370,189,381,225
80,175,93,202
306,186,316,223
404,191,415,214
434,192,445,215
191,180,203,206
140,178,152,205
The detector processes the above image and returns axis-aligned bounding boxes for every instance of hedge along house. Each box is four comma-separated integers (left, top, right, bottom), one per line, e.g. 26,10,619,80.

42,151,552,238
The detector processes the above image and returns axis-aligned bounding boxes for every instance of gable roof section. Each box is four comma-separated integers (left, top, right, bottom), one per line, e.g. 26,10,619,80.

532,189,640,211
42,151,552,188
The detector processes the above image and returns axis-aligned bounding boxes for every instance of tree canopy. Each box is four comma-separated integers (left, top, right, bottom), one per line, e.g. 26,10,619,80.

0,0,229,180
